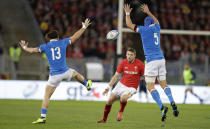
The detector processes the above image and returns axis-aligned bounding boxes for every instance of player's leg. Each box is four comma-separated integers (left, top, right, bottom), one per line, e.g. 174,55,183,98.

183,87,189,104
157,59,176,104
158,77,175,103
190,87,203,104
32,85,57,124
159,78,179,117
97,93,118,123
145,60,168,121
32,74,61,124
146,76,163,109
41,85,56,116
71,69,92,91
117,87,136,121
145,76,168,121
157,59,179,117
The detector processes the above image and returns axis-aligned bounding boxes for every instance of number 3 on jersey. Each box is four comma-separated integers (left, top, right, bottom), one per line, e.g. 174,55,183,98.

51,47,61,60
154,33,159,45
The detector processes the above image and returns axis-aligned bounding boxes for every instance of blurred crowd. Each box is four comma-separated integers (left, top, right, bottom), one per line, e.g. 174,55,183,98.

30,0,210,63
150,0,210,64
30,0,117,61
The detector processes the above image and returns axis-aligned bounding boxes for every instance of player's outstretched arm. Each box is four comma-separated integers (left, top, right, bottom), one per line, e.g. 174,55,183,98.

70,18,91,43
103,72,120,95
124,4,136,30
19,40,39,53
141,4,159,24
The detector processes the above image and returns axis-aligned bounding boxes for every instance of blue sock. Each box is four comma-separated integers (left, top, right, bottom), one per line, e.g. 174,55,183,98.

82,80,87,86
184,94,187,103
164,86,174,103
41,108,47,118
151,90,163,110
194,93,202,100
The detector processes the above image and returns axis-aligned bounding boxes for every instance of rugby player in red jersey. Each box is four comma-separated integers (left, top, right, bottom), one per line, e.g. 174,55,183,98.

97,48,144,123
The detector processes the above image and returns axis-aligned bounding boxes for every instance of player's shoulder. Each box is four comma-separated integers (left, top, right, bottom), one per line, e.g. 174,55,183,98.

39,43,48,48
135,59,144,66
135,59,143,63
61,38,71,41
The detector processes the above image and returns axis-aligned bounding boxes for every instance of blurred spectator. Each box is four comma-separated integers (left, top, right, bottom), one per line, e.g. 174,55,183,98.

183,64,203,104
29,0,117,61
9,44,21,70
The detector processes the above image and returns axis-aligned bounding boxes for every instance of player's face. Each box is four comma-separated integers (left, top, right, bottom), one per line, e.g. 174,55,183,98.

126,51,136,63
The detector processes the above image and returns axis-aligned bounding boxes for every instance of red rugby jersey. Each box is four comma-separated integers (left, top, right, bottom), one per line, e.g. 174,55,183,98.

117,59,144,90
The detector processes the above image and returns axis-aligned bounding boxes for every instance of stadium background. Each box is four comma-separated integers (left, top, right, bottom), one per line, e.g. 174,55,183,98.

0,0,210,129
0,0,209,85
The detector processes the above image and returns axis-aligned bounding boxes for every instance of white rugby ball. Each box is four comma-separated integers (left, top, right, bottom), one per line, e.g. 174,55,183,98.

106,30,119,40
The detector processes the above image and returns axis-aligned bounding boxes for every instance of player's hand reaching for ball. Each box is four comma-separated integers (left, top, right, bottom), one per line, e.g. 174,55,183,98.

19,40,28,49
103,86,110,96
141,4,150,14
124,4,132,14
82,18,91,29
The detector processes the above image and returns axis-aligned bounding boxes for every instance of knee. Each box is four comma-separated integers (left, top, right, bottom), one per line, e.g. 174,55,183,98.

147,84,155,92
120,97,128,103
107,100,114,105
120,92,130,102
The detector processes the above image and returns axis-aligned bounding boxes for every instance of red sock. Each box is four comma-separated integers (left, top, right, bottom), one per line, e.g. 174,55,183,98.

103,104,112,121
119,101,127,112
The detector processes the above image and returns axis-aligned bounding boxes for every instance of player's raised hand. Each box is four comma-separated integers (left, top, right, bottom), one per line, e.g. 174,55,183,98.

82,18,91,29
102,87,110,96
124,4,133,13
141,4,150,14
19,40,28,49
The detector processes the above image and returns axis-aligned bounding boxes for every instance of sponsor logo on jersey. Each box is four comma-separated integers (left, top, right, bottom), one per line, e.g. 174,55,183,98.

124,71,138,74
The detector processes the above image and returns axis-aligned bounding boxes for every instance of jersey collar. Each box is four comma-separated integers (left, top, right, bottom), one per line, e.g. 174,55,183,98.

50,39,58,42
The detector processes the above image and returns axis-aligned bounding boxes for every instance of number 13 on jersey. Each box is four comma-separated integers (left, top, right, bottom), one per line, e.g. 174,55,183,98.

154,33,159,45
51,47,61,60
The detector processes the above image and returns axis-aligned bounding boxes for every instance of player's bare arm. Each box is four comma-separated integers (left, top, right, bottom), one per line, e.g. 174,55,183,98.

103,72,120,95
70,18,91,43
124,4,136,30
141,4,159,24
19,40,39,53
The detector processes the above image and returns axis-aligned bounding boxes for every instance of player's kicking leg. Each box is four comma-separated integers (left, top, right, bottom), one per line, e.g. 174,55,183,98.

32,85,56,124
97,93,118,123
72,69,92,91
159,78,179,117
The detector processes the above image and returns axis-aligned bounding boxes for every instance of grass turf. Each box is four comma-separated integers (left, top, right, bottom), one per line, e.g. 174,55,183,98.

0,100,210,129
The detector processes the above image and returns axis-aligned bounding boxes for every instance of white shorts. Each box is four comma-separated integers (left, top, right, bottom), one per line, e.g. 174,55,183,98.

112,82,137,97
47,69,73,87
186,85,193,90
145,59,166,76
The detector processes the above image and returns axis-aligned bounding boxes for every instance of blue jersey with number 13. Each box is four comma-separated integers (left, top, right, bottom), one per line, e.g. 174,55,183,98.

38,38,72,76
136,23,164,63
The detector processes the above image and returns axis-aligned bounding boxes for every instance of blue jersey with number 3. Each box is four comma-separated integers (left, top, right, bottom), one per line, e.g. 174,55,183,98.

136,23,164,62
38,38,72,76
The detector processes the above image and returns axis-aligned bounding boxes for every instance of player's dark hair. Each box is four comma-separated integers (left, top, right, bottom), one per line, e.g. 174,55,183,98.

127,47,136,54
46,30,59,39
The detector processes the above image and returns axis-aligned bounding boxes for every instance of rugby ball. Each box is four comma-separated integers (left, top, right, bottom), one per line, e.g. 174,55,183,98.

106,30,119,40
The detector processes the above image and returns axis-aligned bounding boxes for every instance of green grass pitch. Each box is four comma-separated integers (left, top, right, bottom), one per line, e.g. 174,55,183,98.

0,100,210,129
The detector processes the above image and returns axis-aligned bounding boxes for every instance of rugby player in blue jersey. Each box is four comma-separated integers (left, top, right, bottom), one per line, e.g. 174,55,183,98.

124,4,179,121
19,18,92,124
